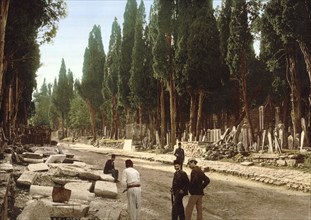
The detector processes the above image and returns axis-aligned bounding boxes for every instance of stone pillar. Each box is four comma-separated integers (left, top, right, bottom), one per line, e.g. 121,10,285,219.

275,107,280,127
242,122,249,151
288,134,293,150
277,124,285,149
261,130,266,151
259,106,264,131
267,131,273,153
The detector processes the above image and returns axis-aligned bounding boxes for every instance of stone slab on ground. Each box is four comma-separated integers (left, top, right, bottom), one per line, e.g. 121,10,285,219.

65,181,92,192
22,158,44,164
16,200,50,220
22,152,43,159
93,170,115,182
45,154,67,164
17,171,38,186
240,161,254,166
16,199,89,220
0,163,13,172
27,163,49,172
94,181,118,198
29,185,53,198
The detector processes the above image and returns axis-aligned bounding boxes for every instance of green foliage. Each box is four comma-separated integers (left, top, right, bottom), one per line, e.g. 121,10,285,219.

31,79,51,127
69,94,91,129
102,18,122,121
152,0,173,81
77,25,105,110
119,0,137,109
129,1,147,107
186,0,222,92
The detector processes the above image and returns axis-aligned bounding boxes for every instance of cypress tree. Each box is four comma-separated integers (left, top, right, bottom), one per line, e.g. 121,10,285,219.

103,18,122,139
226,0,256,147
186,0,222,140
119,0,137,122
76,25,105,141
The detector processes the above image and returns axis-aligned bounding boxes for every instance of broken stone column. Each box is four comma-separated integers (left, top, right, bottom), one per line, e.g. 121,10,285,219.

242,122,249,152
288,134,293,150
267,131,273,153
259,106,264,131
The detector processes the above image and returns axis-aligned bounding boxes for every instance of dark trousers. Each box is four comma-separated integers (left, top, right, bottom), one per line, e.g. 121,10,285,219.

172,194,185,220
108,169,119,181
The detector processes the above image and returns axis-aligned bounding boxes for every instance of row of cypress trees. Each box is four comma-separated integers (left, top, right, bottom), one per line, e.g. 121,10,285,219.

32,0,311,149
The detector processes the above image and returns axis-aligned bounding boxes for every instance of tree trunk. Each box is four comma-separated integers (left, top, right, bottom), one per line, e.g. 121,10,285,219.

297,41,311,110
111,95,117,139
0,0,10,114
189,91,197,140
85,100,97,142
168,80,176,149
195,90,204,141
159,82,166,148
241,52,254,145
167,35,176,149
286,43,302,142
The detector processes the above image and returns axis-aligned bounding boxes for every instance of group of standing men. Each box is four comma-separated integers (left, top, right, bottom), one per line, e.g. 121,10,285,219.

103,142,210,220
172,142,210,220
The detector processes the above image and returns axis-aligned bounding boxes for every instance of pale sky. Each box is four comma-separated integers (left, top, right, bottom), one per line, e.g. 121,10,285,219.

35,0,229,88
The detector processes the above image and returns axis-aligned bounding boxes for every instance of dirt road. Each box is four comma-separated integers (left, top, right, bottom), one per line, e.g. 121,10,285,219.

66,146,311,220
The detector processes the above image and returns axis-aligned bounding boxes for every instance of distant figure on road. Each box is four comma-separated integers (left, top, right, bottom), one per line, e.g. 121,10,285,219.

174,142,185,169
171,159,189,220
185,158,210,220
103,154,119,182
122,159,141,220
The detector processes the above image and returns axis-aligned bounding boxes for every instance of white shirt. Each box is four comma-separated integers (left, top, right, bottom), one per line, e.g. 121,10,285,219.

122,167,140,187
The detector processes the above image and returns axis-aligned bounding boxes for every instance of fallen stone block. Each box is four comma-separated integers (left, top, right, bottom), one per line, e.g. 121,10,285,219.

240,161,254,166
45,154,67,164
93,170,115,182
0,163,13,172
28,163,49,172
16,199,89,219
55,178,95,202
94,181,118,198
29,185,53,197
276,159,286,166
22,158,44,164
286,159,297,167
16,200,50,220
22,152,43,159
56,165,84,177
65,181,92,192
79,171,101,181
17,171,38,186
70,189,95,201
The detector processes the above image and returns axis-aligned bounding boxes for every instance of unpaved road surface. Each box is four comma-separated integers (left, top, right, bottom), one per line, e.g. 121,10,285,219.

66,145,311,220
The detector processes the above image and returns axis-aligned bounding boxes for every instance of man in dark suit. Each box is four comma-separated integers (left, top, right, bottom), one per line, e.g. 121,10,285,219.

103,154,119,182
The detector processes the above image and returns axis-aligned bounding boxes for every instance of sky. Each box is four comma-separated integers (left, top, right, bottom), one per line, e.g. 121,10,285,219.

35,0,225,89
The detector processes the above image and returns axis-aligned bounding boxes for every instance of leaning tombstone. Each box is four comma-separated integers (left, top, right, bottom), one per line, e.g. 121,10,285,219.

288,134,293,150
267,131,273,153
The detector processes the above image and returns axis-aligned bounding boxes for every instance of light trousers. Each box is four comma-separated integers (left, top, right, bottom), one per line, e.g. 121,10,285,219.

127,187,141,220
185,195,203,220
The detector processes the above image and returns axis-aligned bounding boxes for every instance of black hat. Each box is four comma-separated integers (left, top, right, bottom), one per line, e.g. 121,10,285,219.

125,159,133,168
173,159,181,165
187,158,198,164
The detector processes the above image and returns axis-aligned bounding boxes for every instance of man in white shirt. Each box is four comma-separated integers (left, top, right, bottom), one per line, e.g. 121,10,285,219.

122,159,141,220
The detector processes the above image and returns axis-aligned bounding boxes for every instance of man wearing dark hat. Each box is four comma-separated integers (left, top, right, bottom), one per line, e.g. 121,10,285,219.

185,158,210,220
103,154,119,182
171,159,189,220
174,142,185,169
121,159,141,220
